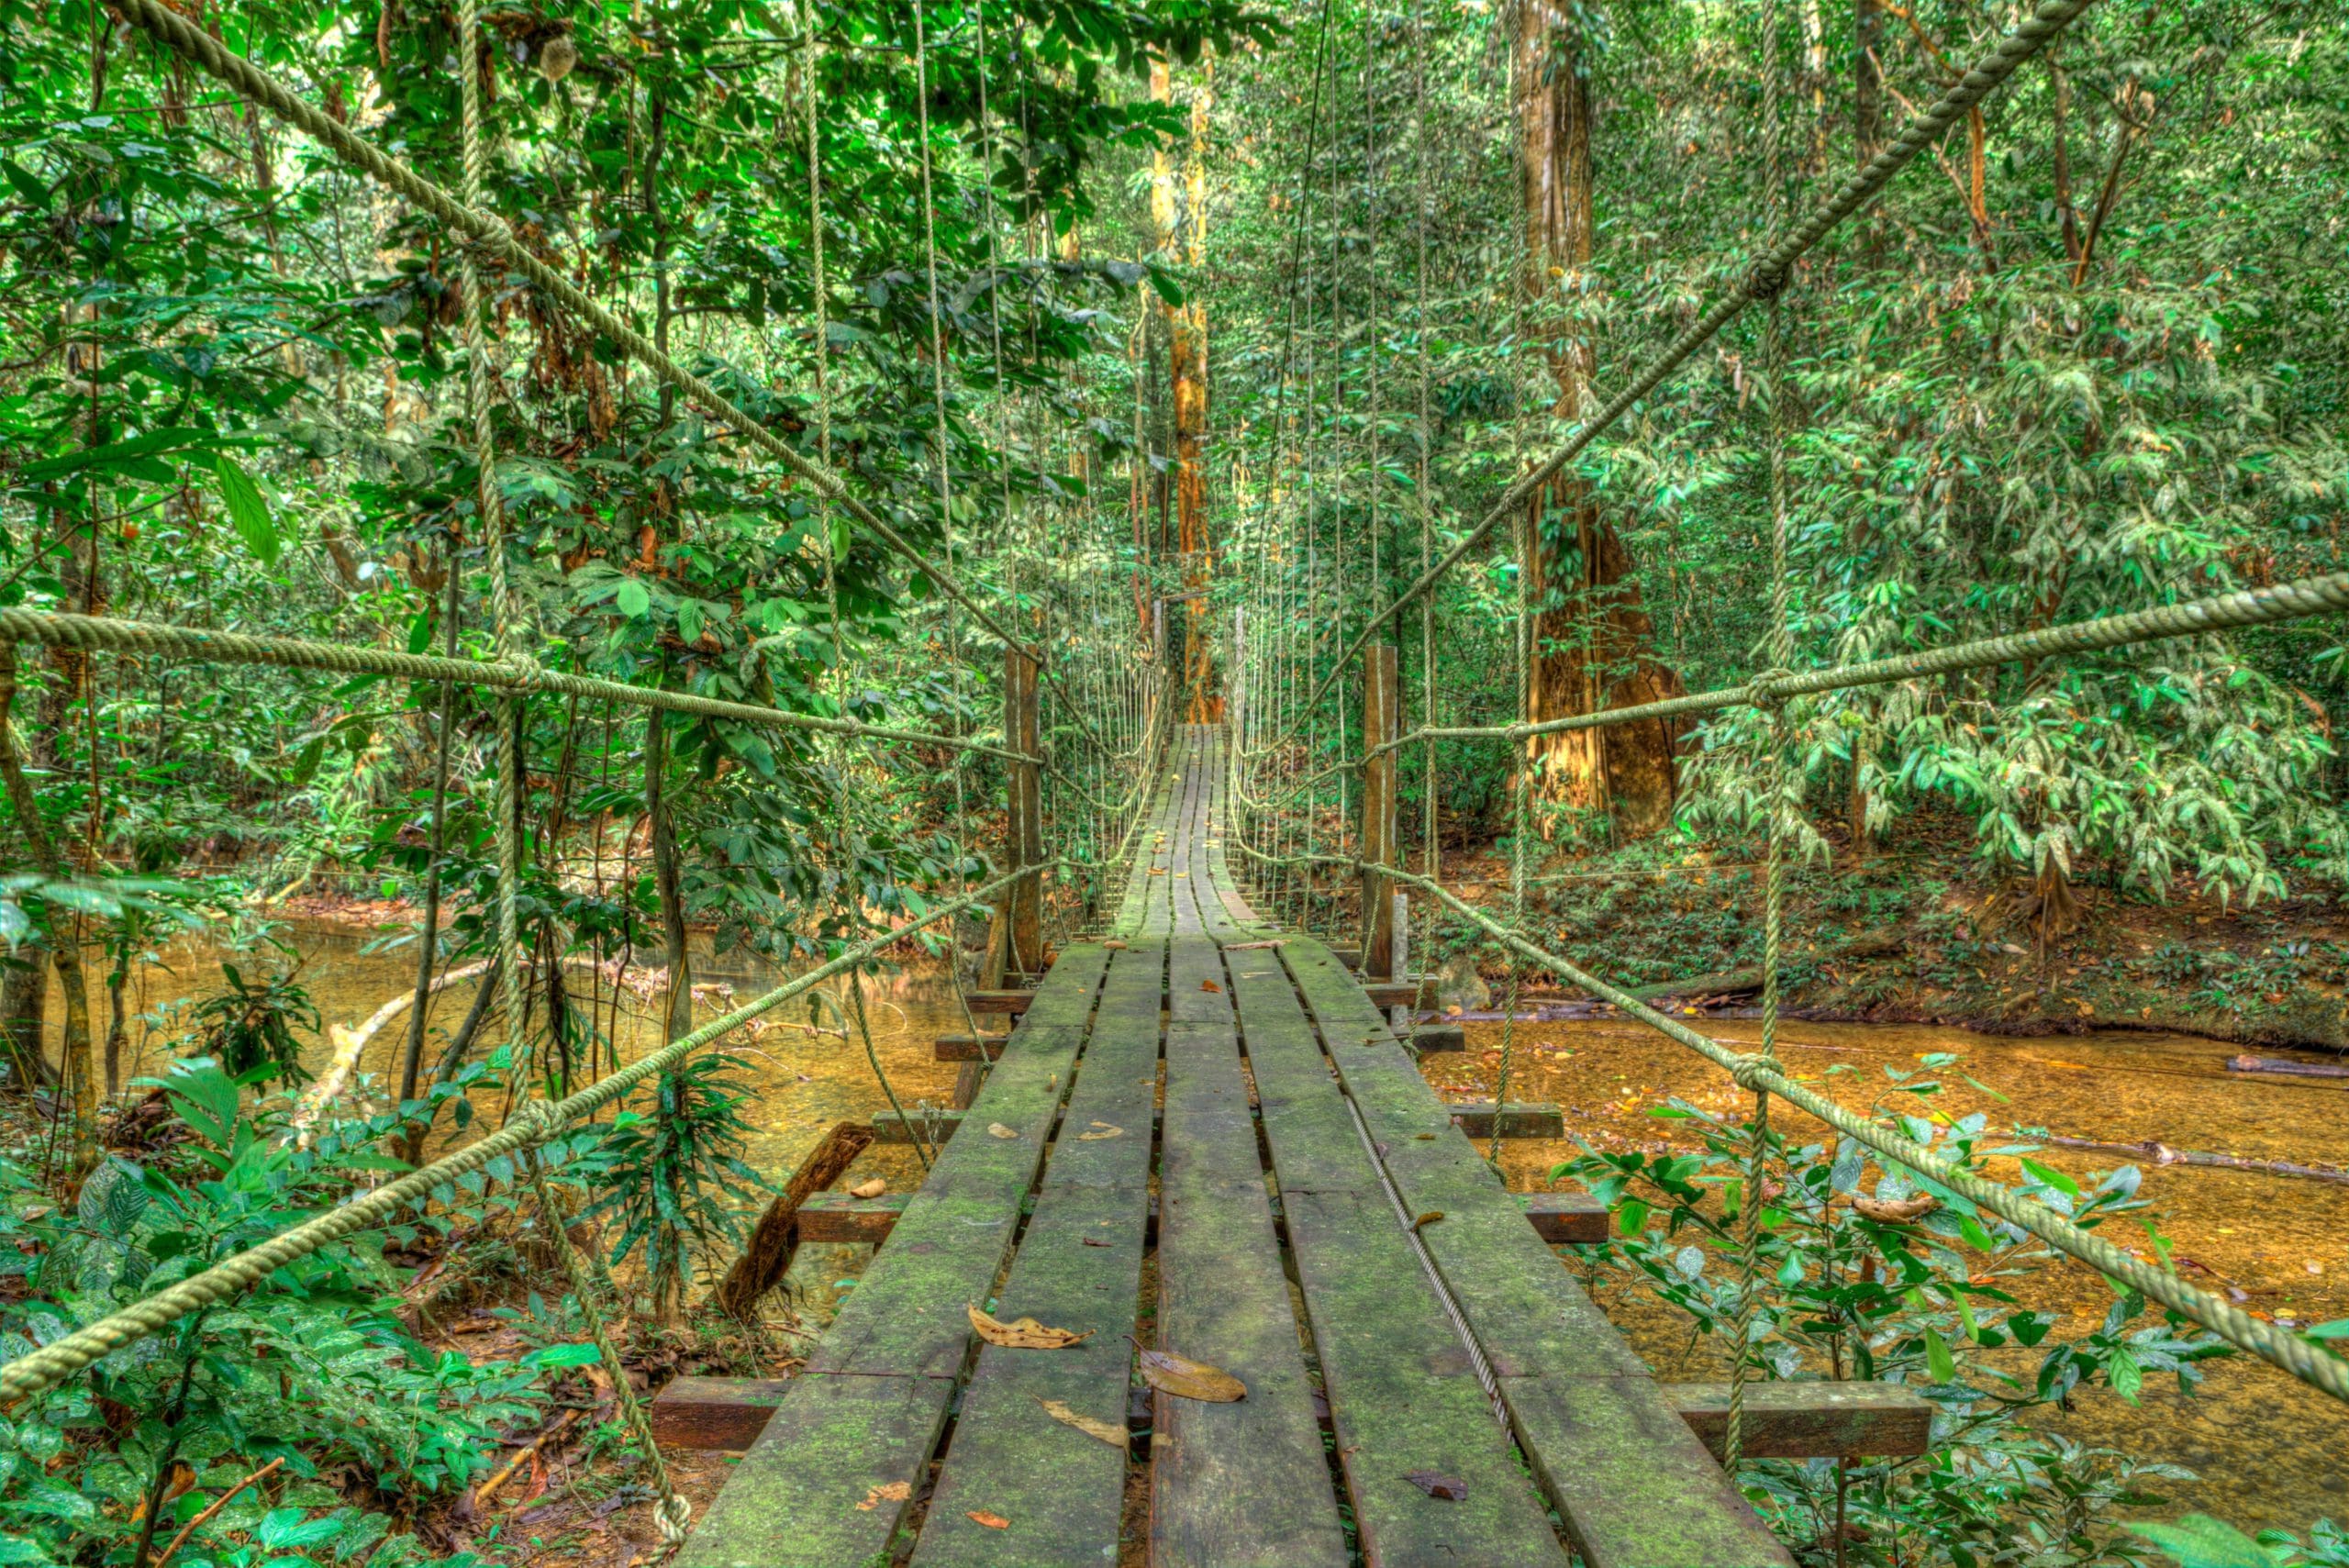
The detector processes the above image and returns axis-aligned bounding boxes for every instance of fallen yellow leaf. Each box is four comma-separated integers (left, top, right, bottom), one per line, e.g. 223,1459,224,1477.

968,1510,1010,1529
1138,1345,1247,1402
987,1122,1021,1140
849,1176,886,1199
1036,1396,1126,1448
969,1303,1094,1349
1076,1122,1125,1140
855,1480,912,1511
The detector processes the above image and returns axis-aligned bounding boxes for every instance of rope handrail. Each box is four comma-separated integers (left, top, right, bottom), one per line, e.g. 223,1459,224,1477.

110,0,1041,673
1357,570,2349,765
1249,847,2349,1406
0,859,1057,1407
0,608,1043,767
1248,0,2100,759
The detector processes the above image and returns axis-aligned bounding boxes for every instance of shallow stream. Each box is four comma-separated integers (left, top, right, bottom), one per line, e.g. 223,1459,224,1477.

33,923,2349,1535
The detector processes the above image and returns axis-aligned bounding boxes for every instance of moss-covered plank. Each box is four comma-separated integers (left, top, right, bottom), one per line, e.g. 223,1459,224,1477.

672,1371,951,1568
1154,935,1348,1568
1228,954,1573,1568
1278,942,1790,1568
911,946,1164,1568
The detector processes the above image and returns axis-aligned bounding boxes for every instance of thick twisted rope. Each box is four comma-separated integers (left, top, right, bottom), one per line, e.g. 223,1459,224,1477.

1259,851,2349,1406
109,0,1039,673
0,609,1041,765
1365,569,2349,762
1251,0,2101,760
0,862,1047,1406
1726,0,1798,1473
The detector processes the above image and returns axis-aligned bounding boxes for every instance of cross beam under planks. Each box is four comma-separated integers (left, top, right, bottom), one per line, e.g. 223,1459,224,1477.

677,728,1789,1568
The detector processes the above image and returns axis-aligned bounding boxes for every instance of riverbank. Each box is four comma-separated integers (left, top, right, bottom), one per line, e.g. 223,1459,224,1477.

1416,819,2349,1054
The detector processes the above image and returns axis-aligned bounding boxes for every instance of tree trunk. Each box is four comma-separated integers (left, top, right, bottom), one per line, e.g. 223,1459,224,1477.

1854,0,1884,163
0,951,53,1094
1154,61,1216,722
1513,4,1683,838
0,643,96,1171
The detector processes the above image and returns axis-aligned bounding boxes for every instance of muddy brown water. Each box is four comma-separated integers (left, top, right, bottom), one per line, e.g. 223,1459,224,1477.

35,928,2349,1535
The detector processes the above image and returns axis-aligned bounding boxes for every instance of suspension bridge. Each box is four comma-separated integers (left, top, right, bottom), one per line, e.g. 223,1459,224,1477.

3,0,2346,1562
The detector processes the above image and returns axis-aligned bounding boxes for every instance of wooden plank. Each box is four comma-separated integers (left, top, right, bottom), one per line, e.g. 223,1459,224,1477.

933,1032,1008,1061
966,988,1036,1015
650,1376,791,1451
1153,947,1349,1568
1520,1191,1608,1244
872,1108,963,1144
796,1191,908,1245
1227,949,1574,1568
1410,1022,1466,1053
674,1371,952,1568
912,946,1164,1567
1667,1382,1934,1460
677,946,1111,1568
1443,1100,1565,1139
1275,940,1791,1568
1362,977,1431,1009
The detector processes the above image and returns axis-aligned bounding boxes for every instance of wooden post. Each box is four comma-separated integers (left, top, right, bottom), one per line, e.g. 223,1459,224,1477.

1006,646,1045,976
1360,643,1399,977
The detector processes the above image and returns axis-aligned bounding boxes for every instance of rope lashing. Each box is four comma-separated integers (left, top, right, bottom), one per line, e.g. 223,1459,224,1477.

1364,570,2349,762
1248,0,2101,760
107,0,1041,674
1281,854,2349,1407
0,609,1042,766
0,861,1051,1407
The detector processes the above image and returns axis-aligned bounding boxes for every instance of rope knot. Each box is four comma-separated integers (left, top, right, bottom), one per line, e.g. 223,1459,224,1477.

656,1494,693,1546
1747,264,1789,304
1745,667,1793,713
510,1099,566,1144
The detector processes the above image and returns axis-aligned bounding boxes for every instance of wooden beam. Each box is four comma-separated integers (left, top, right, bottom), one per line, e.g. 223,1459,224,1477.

1520,1191,1608,1243
651,1375,791,1452
1360,643,1399,978
1329,946,1363,970
1665,1382,1934,1460
872,1109,963,1144
1006,646,1045,975
796,1191,909,1245
933,1032,1008,1062
1361,976,1431,1009
965,989,1035,1015
711,1121,874,1320
1445,1100,1565,1138
1410,1022,1466,1053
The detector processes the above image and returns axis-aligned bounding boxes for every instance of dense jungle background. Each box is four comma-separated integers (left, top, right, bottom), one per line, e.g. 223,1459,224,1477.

0,0,2344,1562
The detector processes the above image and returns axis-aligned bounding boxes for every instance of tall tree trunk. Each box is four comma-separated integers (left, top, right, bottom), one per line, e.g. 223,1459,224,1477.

0,951,53,1095
1854,0,1884,163
1513,3,1682,838
1153,61,1216,722
0,644,96,1172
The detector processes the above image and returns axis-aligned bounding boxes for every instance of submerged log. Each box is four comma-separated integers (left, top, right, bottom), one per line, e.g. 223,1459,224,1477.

2042,1133,2349,1186
1628,926,1910,1002
2228,1053,2349,1081
713,1121,874,1319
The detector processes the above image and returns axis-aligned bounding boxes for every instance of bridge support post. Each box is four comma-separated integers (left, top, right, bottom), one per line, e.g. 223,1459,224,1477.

1361,642,1399,978
1006,645,1045,976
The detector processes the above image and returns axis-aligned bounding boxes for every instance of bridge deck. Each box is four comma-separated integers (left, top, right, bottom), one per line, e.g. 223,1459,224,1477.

679,728,1790,1568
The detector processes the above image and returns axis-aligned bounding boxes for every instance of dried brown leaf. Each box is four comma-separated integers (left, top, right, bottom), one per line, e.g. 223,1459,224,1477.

967,1510,1010,1529
848,1177,886,1199
1852,1194,1940,1224
1406,1470,1468,1501
1200,979,1222,993
1137,1346,1247,1403
854,1480,912,1511
968,1304,1094,1350
1076,1122,1124,1141
1036,1396,1127,1448
987,1122,1021,1140
1412,1211,1445,1230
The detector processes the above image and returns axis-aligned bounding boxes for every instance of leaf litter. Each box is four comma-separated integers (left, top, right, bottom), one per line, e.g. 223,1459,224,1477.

969,1304,1093,1349
1036,1396,1127,1448
1136,1344,1247,1402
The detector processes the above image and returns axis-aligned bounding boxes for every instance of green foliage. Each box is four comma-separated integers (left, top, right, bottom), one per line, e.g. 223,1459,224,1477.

1553,1056,2231,1566
0,1061,540,1564
186,959,318,1084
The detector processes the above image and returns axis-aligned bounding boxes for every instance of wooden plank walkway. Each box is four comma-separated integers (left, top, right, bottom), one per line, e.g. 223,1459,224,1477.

679,727,1793,1568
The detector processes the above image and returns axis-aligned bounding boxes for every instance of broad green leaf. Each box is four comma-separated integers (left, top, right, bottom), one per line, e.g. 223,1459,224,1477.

213,454,281,568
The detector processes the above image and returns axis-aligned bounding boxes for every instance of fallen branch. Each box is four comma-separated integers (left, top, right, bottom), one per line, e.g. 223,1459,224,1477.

472,1408,582,1511
1627,927,1911,1002
2228,1053,2349,1081
151,1457,284,1568
714,1121,875,1319
2041,1134,2349,1186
